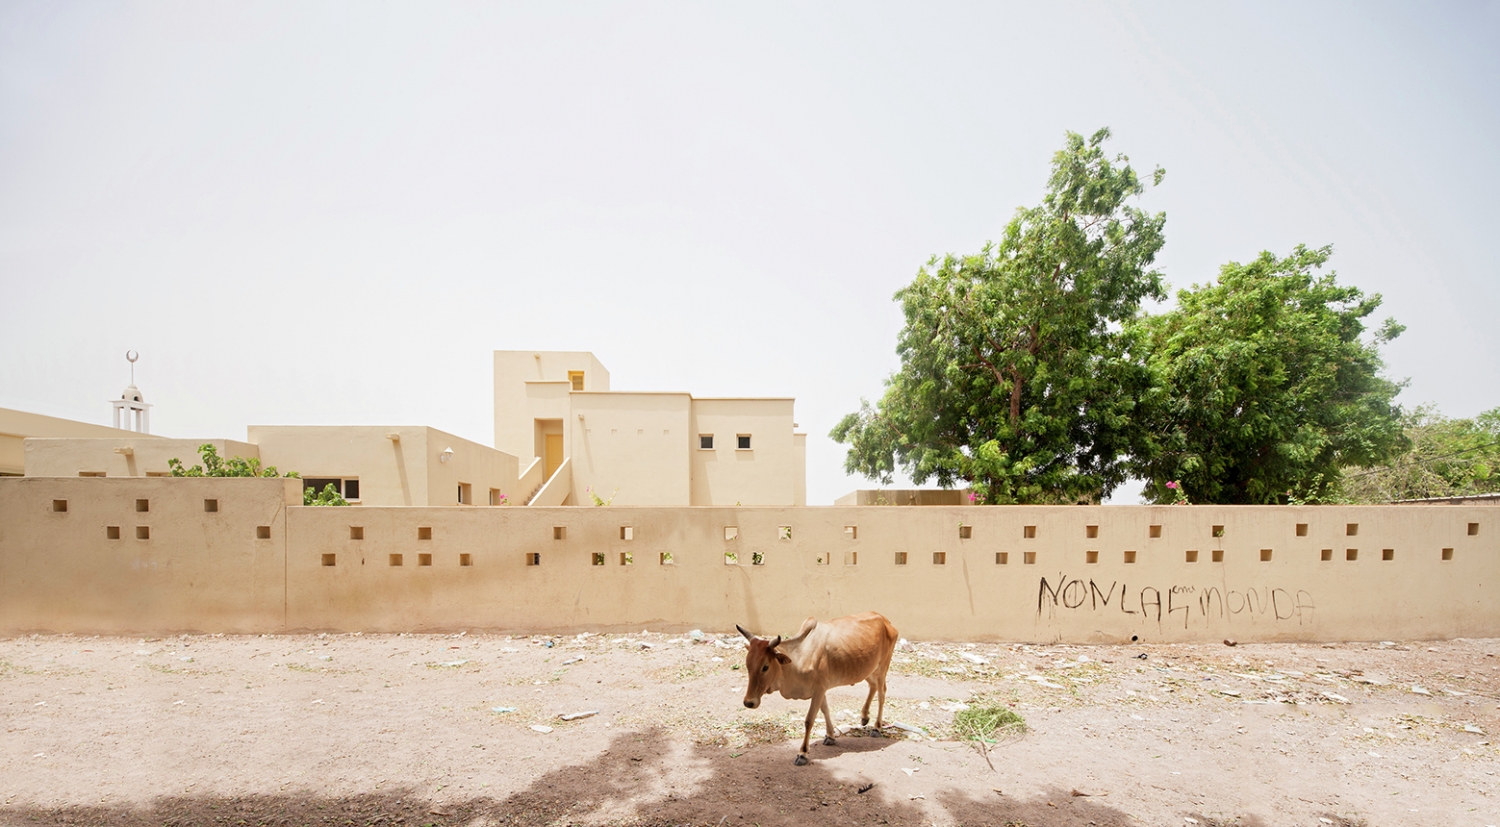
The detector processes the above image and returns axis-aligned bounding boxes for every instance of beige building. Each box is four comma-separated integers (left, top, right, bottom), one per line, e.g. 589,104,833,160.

0,407,157,477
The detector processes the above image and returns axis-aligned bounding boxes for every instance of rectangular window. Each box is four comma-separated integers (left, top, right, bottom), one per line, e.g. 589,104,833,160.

321,554,336,567
106,526,121,540
894,552,907,565
568,371,585,391
699,434,714,450
343,479,360,500
304,478,359,500
458,483,472,505
489,488,502,506
202,499,217,513
737,434,752,450
256,526,270,539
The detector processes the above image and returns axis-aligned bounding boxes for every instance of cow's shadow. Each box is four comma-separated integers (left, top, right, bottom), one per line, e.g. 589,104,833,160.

10,726,1167,826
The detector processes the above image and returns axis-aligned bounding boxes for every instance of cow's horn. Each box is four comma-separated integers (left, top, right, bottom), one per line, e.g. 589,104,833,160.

736,624,755,641
768,635,782,649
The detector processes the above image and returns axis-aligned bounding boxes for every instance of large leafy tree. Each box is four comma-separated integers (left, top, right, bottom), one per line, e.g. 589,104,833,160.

832,128,1166,504
1130,245,1405,504
1338,405,1500,503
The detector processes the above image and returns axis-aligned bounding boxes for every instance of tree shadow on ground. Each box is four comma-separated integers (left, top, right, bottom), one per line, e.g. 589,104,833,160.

11,726,1238,827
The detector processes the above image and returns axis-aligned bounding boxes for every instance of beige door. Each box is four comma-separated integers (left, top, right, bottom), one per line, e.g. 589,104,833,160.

545,434,564,480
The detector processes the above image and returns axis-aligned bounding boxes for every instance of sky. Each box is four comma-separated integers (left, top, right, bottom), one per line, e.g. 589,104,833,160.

2,1,1497,505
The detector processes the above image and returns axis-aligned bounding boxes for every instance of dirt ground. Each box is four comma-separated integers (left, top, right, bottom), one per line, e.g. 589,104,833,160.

1,630,1496,827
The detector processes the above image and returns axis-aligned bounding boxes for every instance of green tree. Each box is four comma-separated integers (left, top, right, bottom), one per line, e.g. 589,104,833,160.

1130,245,1405,504
168,444,294,479
303,483,349,507
1338,405,1500,502
832,128,1166,504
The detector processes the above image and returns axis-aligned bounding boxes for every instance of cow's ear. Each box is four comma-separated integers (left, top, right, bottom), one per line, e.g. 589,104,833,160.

736,625,755,642
772,651,791,664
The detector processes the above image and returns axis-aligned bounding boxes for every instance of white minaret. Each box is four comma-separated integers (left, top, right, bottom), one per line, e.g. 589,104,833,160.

111,350,152,434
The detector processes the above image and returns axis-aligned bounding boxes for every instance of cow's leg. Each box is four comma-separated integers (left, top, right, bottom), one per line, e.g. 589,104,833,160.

820,694,836,746
874,671,888,729
795,691,822,766
861,678,876,727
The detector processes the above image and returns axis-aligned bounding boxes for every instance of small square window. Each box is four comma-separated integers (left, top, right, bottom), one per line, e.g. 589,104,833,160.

619,552,633,566
1123,551,1137,564
1320,549,1333,561
459,553,472,567
1295,523,1308,537
350,526,363,540
844,551,858,566
418,526,432,540
1023,552,1036,565
844,525,857,540
389,554,403,567
699,434,714,450
894,552,907,565
932,552,946,565
1346,523,1359,536
1149,525,1161,539
137,526,151,540
553,526,567,540
1441,548,1453,561
659,552,674,565
106,525,121,540
1381,548,1394,561
1346,548,1358,561
1468,522,1480,536
136,499,150,513
1085,525,1098,539
723,551,738,565
202,499,218,513
724,526,738,541
1212,525,1224,538
737,434,752,450
526,553,541,566
1023,525,1036,539
1211,550,1224,563
418,553,432,567
1185,549,1199,563
1260,549,1273,562
52,499,68,513
568,371,585,391
256,526,271,540
321,554,337,567
592,553,606,566
751,551,764,566
995,552,1009,565
344,479,360,500
959,525,972,539
620,526,634,541
778,525,792,541
1086,551,1099,564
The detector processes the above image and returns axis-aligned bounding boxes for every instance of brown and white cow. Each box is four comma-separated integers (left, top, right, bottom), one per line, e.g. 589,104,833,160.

737,611,899,765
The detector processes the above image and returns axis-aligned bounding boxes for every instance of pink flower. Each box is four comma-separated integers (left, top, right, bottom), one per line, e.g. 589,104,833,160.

967,491,977,503
1166,481,1178,490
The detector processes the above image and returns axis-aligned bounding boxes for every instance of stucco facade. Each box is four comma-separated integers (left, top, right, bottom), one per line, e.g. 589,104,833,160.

0,407,155,477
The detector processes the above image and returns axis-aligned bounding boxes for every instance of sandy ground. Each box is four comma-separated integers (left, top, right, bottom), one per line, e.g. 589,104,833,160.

1,630,1497,827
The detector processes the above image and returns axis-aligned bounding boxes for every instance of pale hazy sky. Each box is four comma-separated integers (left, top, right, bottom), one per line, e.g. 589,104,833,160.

2,1,1497,504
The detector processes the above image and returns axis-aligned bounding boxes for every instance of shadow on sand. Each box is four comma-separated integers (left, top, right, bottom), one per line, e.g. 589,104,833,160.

10,726,1249,826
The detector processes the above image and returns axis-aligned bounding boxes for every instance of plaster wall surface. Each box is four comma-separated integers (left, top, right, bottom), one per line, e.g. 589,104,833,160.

494,351,609,460
689,398,799,506
0,477,298,633
0,407,154,476
3,476,1496,643
569,392,691,505
24,438,259,478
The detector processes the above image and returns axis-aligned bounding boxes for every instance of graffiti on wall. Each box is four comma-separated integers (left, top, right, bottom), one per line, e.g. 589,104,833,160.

1037,574,1315,628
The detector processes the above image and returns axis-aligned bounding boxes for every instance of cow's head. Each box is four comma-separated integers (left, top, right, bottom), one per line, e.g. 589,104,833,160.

737,624,789,709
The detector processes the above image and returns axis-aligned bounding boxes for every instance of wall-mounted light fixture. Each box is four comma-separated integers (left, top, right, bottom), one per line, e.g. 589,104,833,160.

439,447,454,463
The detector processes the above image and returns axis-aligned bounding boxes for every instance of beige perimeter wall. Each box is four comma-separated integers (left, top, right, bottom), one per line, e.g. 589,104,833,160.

2,476,1496,642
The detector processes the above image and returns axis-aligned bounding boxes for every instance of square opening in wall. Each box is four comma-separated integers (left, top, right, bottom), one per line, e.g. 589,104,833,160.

660,552,674,565
1346,523,1359,536
844,525,857,540
737,434,751,450
1296,523,1308,537
1321,549,1333,561
1086,551,1099,564
106,525,121,540
996,552,1009,565
724,526,738,541
553,526,566,540
256,526,271,539
933,552,946,565
723,551,738,565
844,551,858,566
389,554,403,567
778,525,792,541
1023,525,1036,539
418,553,432,567
1023,552,1036,565
1346,548,1358,561
526,553,541,566
1382,548,1394,561
1123,550,1137,564
1212,525,1224,538
592,553,606,566
322,554,336,567
699,434,714,450
1468,522,1480,536
136,499,150,513
418,526,432,540
1086,525,1099,539
1149,525,1161,539
752,551,764,565
52,499,67,513
619,552,633,566
894,552,907,565
959,525,972,539
620,526,634,541
1212,550,1224,563
1260,549,1273,562
1185,549,1199,563
458,483,471,505
489,488,502,506
137,526,150,540
1441,548,1453,561
814,553,829,565
350,526,363,540
568,370,585,391
459,553,472,567
202,499,217,513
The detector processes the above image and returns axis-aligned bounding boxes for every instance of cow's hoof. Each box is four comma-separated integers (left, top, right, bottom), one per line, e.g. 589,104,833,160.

794,754,809,766
860,717,870,726
823,736,837,746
